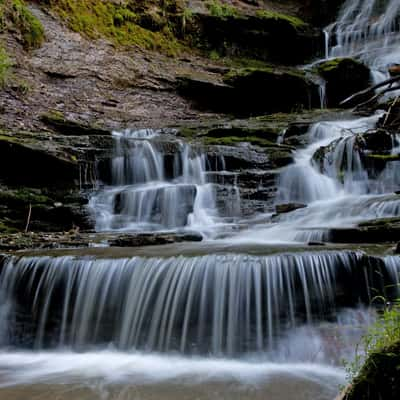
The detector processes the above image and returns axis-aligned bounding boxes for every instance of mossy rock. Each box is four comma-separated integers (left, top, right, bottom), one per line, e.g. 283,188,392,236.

315,58,371,107
344,340,400,400
187,10,323,65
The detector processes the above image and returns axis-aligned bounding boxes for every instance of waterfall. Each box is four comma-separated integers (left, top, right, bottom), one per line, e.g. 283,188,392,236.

326,0,400,81
1,251,396,356
277,114,382,204
89,130,219,234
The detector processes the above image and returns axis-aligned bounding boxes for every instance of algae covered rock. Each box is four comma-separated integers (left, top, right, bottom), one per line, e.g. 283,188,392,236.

189,10,323,64
315,58,371,107
343,340,400,400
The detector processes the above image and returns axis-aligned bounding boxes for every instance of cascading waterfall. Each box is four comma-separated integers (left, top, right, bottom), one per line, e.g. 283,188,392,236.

229,112,400,244
89,130,220,234
0,252,398,357
326,0,400,82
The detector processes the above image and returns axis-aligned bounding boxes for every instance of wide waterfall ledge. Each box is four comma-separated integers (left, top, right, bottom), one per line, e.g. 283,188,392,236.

0,251,399,357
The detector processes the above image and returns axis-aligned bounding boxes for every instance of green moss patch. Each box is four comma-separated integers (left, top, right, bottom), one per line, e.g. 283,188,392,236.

255,9,307,30
206,0,238,19
47,0,182,55
0,0,45,49
0,46,12,86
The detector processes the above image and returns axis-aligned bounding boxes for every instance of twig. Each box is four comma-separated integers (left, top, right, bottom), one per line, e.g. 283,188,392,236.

25,203,32,233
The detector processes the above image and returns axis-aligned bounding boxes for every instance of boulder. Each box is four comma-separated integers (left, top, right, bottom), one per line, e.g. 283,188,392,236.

188,12,323,64
315,58,371,107
177,67,320,115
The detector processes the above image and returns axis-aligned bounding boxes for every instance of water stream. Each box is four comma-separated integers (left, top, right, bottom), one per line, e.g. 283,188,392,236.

1,1,400,399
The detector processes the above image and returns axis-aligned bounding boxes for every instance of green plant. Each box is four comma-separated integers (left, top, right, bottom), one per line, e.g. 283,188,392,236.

206,0,238,18
344,298,400,382
0,46,12,86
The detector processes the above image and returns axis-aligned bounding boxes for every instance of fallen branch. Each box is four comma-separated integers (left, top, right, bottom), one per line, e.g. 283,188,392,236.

341,75,400,106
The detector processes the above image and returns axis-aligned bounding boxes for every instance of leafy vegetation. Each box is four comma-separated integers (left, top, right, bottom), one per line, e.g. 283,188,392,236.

0,0,45,49
345,299,400,382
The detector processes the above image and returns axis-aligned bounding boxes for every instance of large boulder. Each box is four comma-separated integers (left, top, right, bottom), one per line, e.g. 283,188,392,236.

177,67,320,115
187,11,323,64
315,58,371,107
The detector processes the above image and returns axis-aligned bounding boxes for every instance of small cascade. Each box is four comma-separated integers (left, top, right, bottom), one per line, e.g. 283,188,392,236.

229,112,400,244
326,0,400,81
277,114,381,204
1,252,396,356
89,130,219,235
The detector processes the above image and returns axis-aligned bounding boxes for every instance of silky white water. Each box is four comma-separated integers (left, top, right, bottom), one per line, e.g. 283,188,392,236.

89,130,225,236
326,0,400,83
1,251,396,399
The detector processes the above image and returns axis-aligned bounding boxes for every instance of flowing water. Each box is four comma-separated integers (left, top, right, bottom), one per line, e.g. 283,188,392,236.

325,0,400,83
2,2,400,400
89,130,222,236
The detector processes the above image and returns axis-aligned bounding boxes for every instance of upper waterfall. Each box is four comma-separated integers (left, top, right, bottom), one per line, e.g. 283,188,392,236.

326,0,400,81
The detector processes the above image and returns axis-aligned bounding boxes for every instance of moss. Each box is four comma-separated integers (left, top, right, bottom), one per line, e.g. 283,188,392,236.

0,46,12,87
315,58,368,78
365,153,400,161
47,0,182,56
0,0,45,49
206,0,238,19
255,9,307,30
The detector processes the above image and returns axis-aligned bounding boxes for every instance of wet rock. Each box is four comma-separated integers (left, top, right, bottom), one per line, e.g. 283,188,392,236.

276,203,307,214
0,186,92,233
189,12,323,64
389,65,400,76
41,111,111,136
329,218,400,244
315,58,371,107
224,67,320,115
177,67,320,115
109,232,203,247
